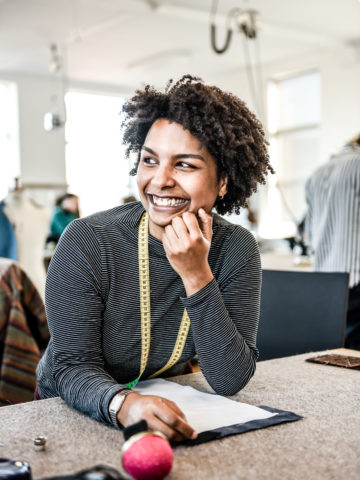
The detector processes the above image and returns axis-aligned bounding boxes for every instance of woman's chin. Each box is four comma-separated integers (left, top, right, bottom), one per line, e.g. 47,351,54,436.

147,210,188,240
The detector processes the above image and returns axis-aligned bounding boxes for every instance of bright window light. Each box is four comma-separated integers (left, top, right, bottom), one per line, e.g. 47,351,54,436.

65,92,135,217
0,81,20,200
274,71,321,131
260,71,321,239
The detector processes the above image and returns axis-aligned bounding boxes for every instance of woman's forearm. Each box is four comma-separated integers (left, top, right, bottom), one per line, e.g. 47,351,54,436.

181,259,260,396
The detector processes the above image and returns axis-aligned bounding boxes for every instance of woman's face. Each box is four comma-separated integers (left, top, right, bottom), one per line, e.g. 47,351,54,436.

137,119,227,240
61,196,78,213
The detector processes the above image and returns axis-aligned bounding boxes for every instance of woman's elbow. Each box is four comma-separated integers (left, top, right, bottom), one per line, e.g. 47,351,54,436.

211,357,257,397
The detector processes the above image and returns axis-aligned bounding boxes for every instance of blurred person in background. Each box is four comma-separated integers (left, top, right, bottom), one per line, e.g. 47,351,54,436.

305,133,360,350
44,193,79,271
49,193,80,241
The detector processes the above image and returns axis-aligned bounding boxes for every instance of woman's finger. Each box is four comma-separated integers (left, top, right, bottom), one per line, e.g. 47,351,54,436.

164,224,180,246
171,215,190,239
181,211,202,238
152,400,197,440
197,208,213,241
145,414,186,442
161,398,186,419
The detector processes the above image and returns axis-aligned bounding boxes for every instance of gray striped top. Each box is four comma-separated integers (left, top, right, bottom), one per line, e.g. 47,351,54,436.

36,202,260,426
305,146,360,288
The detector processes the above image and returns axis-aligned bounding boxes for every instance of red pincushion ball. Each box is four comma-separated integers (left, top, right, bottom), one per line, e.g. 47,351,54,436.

122,433,173,480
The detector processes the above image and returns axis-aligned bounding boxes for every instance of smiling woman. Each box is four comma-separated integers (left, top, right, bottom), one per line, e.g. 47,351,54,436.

36,75,273,442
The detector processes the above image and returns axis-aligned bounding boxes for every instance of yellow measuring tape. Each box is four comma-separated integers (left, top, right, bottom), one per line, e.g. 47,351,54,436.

126,212,191,389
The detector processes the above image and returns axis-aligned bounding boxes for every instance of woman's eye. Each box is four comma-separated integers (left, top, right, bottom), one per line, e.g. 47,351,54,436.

143,156,157,165
177,161,196,169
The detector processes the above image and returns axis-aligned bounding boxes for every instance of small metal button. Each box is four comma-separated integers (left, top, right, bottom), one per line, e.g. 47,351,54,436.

34,435,47,451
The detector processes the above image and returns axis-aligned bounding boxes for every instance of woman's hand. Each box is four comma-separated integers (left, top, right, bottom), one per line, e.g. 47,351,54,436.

117,392,197,442
162,208,214,296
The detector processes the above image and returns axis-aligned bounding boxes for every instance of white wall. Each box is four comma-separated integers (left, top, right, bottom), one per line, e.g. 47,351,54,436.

0,71,67,188
216,45,360,167
320,49,360,161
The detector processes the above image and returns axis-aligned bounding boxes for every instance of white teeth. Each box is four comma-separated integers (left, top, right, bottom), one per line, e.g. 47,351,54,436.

152,196,186,207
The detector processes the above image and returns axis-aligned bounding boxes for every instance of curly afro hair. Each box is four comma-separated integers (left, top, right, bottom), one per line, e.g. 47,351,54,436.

122,74,273,215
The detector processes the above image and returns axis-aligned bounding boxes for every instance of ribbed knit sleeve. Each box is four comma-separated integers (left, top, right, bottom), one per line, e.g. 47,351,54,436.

44,220,126,425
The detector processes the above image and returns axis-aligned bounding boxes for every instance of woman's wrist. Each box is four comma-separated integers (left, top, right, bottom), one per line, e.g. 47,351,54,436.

182,267,214,297
116,391,140,427
109,389,134,428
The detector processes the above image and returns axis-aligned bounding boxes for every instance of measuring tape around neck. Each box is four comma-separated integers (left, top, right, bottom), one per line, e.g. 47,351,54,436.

126,211,191,389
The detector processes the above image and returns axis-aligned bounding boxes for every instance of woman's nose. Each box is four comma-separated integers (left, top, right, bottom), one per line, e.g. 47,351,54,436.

151,164,176,188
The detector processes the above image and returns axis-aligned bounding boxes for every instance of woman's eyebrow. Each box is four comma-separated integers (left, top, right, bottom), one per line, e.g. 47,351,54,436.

142,146,157,155
142,145,205,161
174,153,205,161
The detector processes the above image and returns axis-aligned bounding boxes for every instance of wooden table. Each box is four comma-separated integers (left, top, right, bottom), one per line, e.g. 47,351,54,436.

1,350,359,480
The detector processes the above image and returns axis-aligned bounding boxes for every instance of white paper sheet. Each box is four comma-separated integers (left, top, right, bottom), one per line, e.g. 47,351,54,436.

133,378,276,434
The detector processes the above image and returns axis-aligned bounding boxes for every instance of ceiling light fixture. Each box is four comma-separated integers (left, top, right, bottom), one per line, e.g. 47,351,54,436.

44,43,67,132
48,43,62,73
210,0,258,54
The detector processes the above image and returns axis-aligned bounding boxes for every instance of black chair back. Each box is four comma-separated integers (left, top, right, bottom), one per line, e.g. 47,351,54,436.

257,269,349,361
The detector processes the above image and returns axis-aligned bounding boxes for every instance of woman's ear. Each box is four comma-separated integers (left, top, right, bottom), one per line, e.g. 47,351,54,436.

218,173,228,198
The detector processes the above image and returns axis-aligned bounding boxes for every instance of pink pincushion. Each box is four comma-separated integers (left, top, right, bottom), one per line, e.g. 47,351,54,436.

122,433,173,480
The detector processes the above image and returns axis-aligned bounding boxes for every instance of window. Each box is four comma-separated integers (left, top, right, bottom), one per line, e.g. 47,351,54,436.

0,81,20,200
65,92,135,217
260,70,321,239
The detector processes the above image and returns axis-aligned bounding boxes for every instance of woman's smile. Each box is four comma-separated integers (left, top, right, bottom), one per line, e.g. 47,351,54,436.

148,194,189,208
